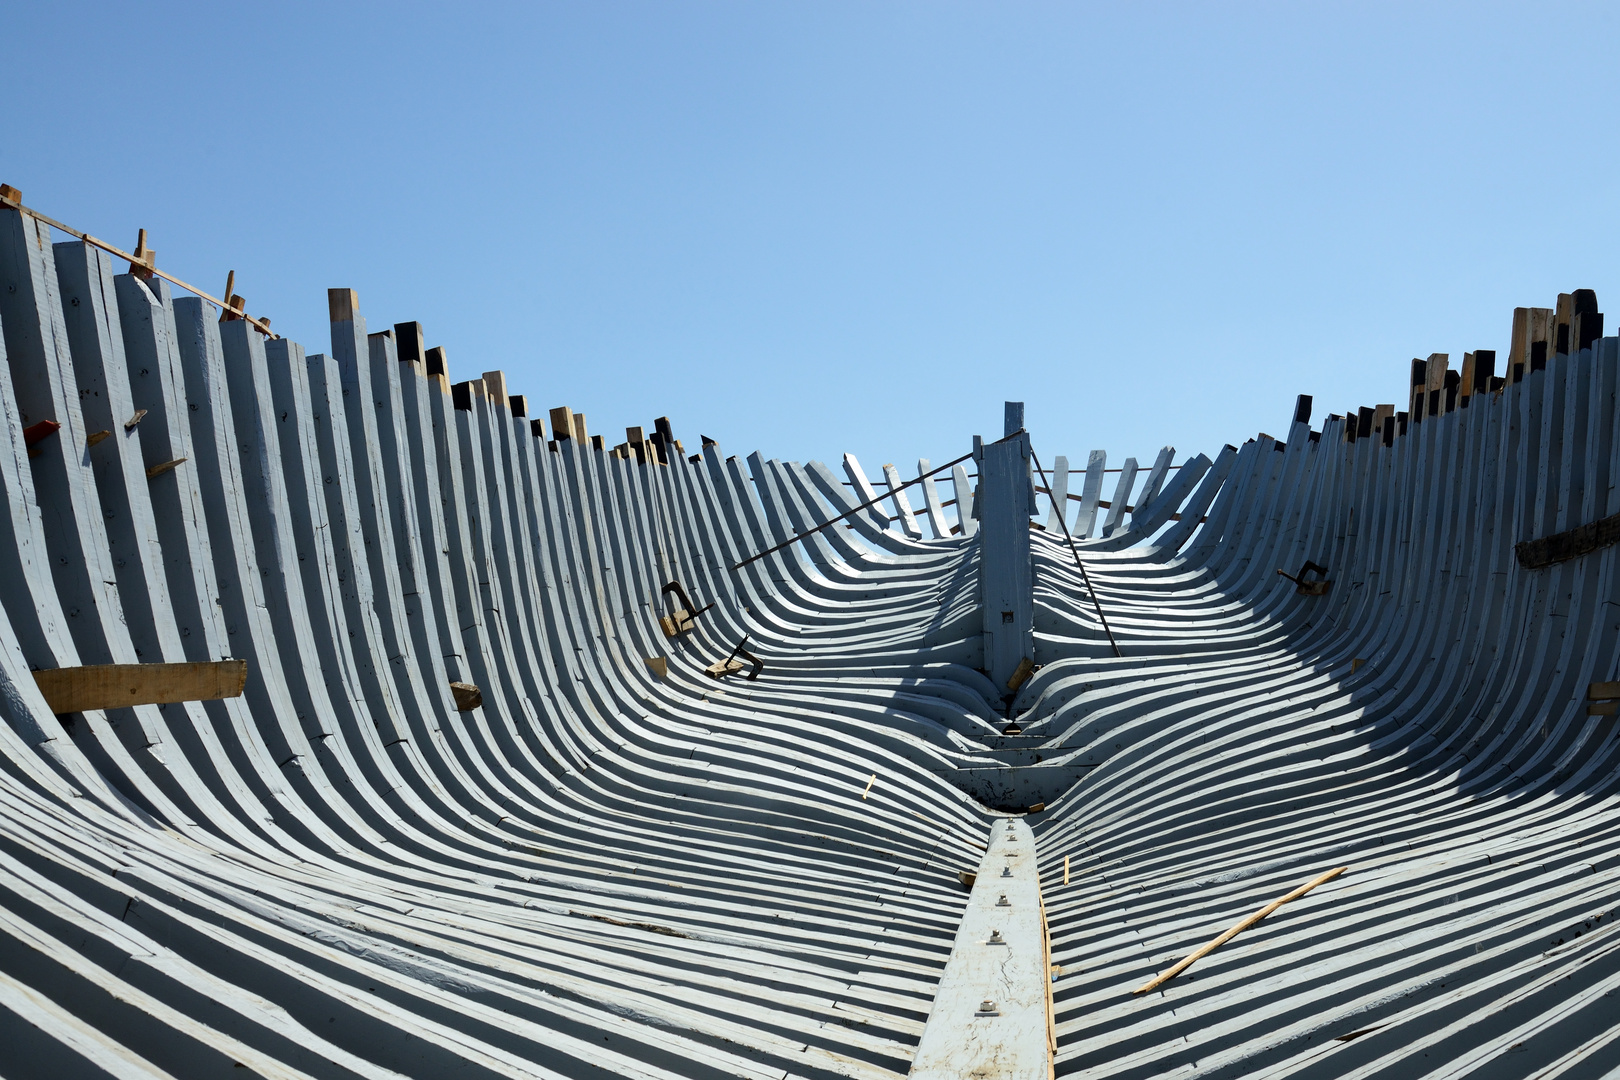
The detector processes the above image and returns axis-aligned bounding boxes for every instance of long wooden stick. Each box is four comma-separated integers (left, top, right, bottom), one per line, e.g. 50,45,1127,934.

1132,866,1347,994
0,191,277,338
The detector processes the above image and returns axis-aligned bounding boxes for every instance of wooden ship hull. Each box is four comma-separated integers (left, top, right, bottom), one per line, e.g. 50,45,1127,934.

0,189,1616,1078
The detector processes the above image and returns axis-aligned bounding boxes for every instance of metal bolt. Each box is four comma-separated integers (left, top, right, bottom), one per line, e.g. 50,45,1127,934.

996,894,1010,906
976,999,999,1016
988,929,1006,945
1001,865,1013,877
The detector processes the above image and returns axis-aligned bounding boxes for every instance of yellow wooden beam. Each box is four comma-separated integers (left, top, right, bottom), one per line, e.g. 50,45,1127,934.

32,661,247,714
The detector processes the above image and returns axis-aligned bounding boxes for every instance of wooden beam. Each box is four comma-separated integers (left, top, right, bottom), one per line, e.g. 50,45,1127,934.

32,661,247,714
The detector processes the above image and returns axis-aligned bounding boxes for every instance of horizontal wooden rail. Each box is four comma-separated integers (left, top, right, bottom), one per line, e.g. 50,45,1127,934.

32,661,248,714
1516,511,1620,570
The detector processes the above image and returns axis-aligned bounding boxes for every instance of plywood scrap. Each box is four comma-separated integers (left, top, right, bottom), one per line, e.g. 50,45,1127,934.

1133,866,1347,994
33,661,247,714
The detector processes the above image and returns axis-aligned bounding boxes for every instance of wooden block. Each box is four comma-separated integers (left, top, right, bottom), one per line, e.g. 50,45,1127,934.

1555,292,1573,356
0,184,20,207
146,457,187,478
449,681,483,711
705,658,746,679
124,408,147,431
508,395,527,417
425,346,448,378
1588,681,1620,699
86,429,111,448
645,657,668,680
550,406,574,441
1351,658,1367,674
327,288,359,323
1588,702,1618,716
452,382,474,411
33,661,247,714
530,418,547,439
393,321,426,366
572,412,588,442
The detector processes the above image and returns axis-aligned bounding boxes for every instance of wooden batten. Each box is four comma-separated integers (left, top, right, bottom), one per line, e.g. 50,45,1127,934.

481,370,509,404
33,660,247,714
424,346,448,378
530,418,547,439
572,412,589,442
508,395,527,418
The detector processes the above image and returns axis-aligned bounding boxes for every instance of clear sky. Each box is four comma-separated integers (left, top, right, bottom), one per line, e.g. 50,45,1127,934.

5,2,1618,481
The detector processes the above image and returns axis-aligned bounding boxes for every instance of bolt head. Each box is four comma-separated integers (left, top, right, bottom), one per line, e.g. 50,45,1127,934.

1001,865,1013,877
996,894,1010,906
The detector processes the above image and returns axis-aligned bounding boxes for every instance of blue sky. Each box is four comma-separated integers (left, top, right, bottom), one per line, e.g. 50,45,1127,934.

5,2,1619,480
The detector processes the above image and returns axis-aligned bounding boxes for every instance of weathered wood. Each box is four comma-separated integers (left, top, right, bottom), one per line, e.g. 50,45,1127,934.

911,820,1048,1080
1044,455,1070,534
1073,450,1106,538
1516,511,1620,570
980,416,1034,695
32,660,247,714
917,458,951,539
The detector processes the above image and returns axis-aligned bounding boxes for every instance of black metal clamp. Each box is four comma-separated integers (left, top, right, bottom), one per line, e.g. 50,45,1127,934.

658,580,714,638
705,636,763,682
1277,560,1331,596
